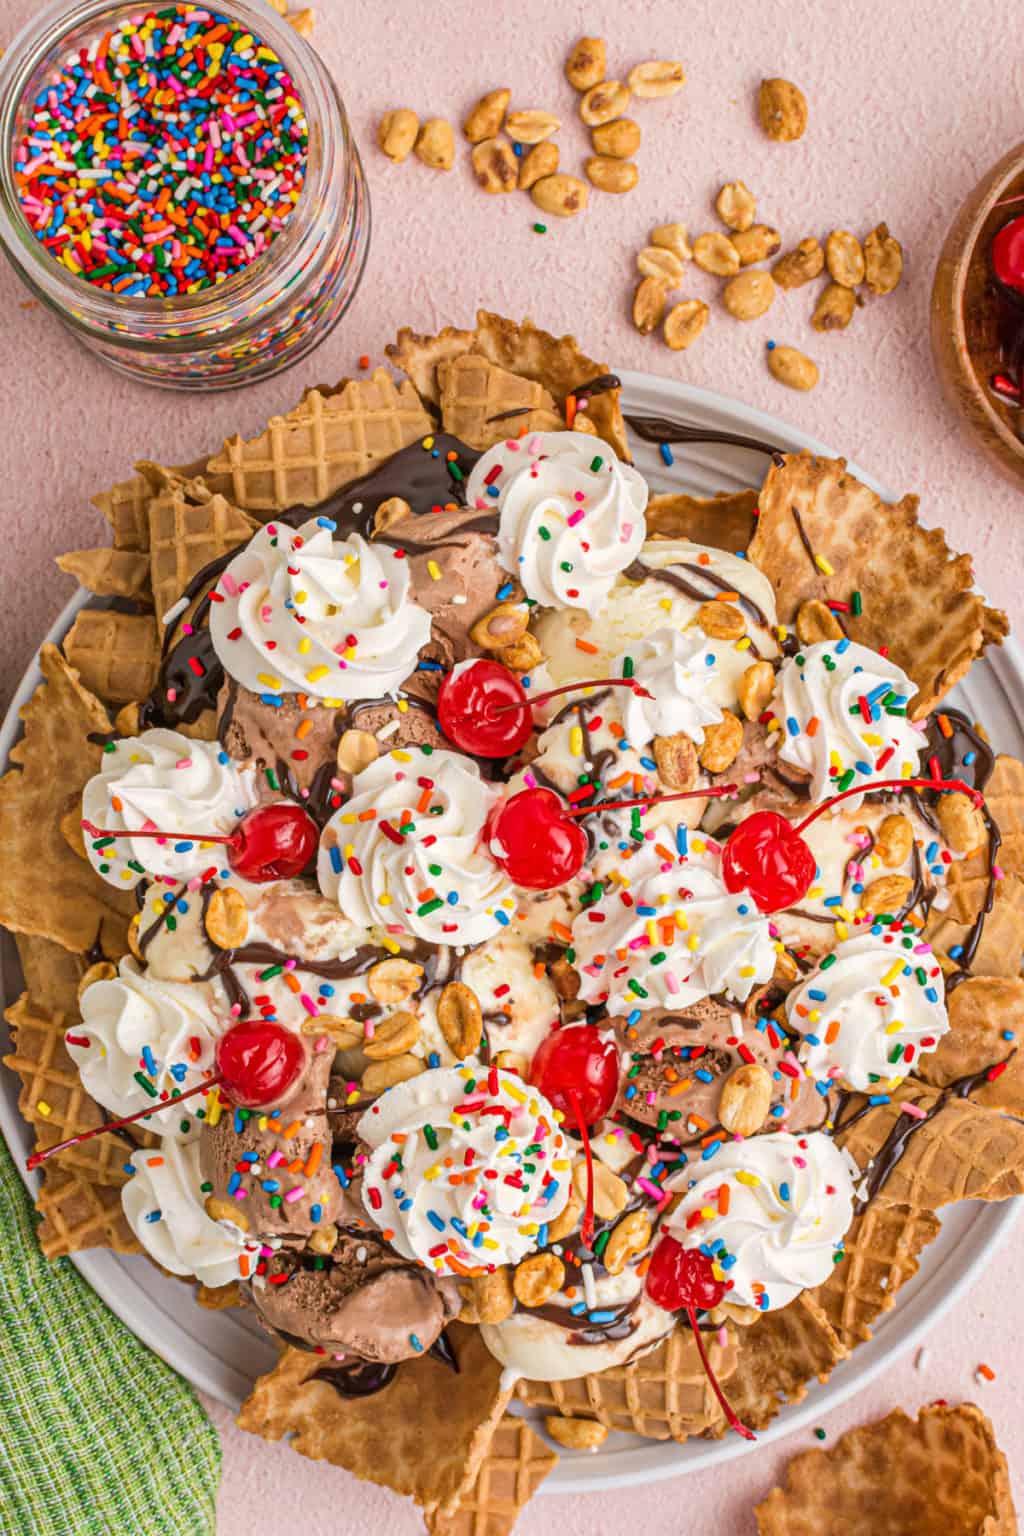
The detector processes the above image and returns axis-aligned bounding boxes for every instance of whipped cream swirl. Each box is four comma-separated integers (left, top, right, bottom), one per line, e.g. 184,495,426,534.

664,1131,857,1310
770,639,924,805
358,1065,572,1275
318,749,516,946
83,729,256,889
615,628,725,750
573,843,776,1016
786,930,949,1091
122,1139,257,1288
209,519,431,701
70,960,222,1138
466,430,648,614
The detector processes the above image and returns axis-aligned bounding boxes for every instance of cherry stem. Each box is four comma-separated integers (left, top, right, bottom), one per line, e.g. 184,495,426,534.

568,1088,597,1248
25,1074,222,1172
81,819,235,848
490,678,653,717
687,1306,756,1441
793,775,981,838
566,783,742,819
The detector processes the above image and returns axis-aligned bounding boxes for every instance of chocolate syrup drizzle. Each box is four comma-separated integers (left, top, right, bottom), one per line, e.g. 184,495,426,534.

625,414,782,457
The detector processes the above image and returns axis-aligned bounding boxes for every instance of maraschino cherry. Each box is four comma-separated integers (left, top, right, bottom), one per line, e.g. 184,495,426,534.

530,1024,619,1246
81,801,319,883
720,773,981,914
992,214,1024,295
438,657,652,758
25,1019,306,1172
646,1234,756,1441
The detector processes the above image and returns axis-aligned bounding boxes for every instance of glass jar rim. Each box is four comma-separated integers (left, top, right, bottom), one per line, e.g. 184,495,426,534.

0,0,347,339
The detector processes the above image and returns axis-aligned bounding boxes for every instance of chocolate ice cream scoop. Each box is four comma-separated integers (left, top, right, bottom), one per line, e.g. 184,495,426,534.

615,996,828,1141
200,1047,343,1245
248,1230,461,1360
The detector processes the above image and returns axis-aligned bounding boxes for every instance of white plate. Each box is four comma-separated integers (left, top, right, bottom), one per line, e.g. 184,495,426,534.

1,369,1020,1494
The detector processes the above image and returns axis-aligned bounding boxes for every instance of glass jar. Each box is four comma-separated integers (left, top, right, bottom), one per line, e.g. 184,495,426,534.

0,0,370,389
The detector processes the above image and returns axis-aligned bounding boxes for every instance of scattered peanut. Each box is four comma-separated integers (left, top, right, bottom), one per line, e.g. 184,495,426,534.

308,1223,338,1256
603,1210,652,1275
127,913,144,964
463,88,510,144
715,180,756,232
204,886,248,949
697,598,745,640
864,222,904,295
362,1010,421,1060
738,661,775,721
719,1063,773,1136
437,980,484,1059
367,957,424,1003
773,237,825,289
862,874,914,913
698,710,744,772
633,276,668,335
875,813,914,868
663,298,710,351
796,598,843,644
206,1196,249,1232
758,77,807,142
470,138,518,194
812,282,856,331
693,231,741,277
517,141,559,191
545,1186,583,1243
336,728,379,777
653,731,699,790
414,117,455,171
514,1252,565,1307
373,495,411,534
361,1054,425,1094
545,1418,609,1451
637,245,686,285
723,269,775,320
826,230,866,288
591,117,641,158
469,1267,515,1324
767,343,819,391
565,37,607,92
579,80,631,127
377,109,419,163
470,603,529,649
572,1159,628,1220
531,173,589,218
628,60,685,98
300,1014,360,1048
731,224,782,266
505,109,561,144
492,1049,529,1077
77,960,116,1001
585,156,639,193
286,9,314,39
651,222,693,263
937,791,988,855
498,632,543,672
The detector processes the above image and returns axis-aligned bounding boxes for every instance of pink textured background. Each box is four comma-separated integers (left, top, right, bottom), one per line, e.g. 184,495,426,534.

2,0,1024,1528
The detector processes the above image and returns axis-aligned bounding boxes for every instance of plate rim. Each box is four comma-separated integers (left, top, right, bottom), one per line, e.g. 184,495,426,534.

0,369,1020,1490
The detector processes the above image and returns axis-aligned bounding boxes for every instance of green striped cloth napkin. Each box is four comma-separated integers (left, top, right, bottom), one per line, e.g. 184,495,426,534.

0,1136,221,1536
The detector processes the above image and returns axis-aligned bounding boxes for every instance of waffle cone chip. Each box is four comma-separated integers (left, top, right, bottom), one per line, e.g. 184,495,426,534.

13,934,90,1019
748,453,1008,718
810,1201,942,1348
755,1402,1017,1536
917,975,1024,1113
517,1324,736,1442
34,1159,141,1260
0,644,135,953
388,325,478,406
438,353,563,450
147,485,258,628
983,754,1024,878
424,1413,559,1536
713,1293,847,1435
646,489,759,552
238,1323,511,1517
205,369,432,514
926,872,1024,979
62,608,162,708
56,547,151,602
92,474,154,552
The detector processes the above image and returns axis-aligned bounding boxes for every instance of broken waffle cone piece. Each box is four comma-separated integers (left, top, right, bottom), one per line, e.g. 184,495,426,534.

62,608,162,707
147,485,258,628
56,547,151,602
195,1281,243,1311
424,1412,559,1536
754,1402,1017,1535
14,934,91,1018
34,1159,142,1260
387,324,478,406
917,975,1024,1114
238,1323,511,1518
713,1293,847,1435
92,473,154,552
809,1201,941,1348
438,353,563,450
926,872,1024,978
205,369,432,514
982,754,1024,878
517,1324,737,1442
0,645,135,953
748,452,1008,718
646,489,759,552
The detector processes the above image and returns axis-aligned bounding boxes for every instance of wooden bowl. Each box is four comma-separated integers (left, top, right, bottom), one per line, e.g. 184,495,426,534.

931,141,1024,487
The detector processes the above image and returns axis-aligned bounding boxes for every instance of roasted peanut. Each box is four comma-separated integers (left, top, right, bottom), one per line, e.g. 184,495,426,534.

663,299,709,351
470,603,529,649
862,874,914,913
738,661,775,721
336,728,379,777
579,80,631,127
300,1014,361,1048
758,77,807,141
628,60,685,98
377,109,419,163
506,109,561,144
875,813,914,868
572,1159,628,1221
603,1210,652,1275
937,791,988,855
361,1054,425,1095
308,1223,338,1256
637,245,685,286
204,886,248,949
699,710,744,772
697,598,746,640
518,141,559,191
812,282,856,331
469,1267,515,1324
584,156,638,193
633,276,668,335
545,1186,583,1243
653,732,699,789
498,632,543,672
77,960,116,1001
719,1063,773,1136
693,231,741,277
514,1252,565,1307
715,181,756,232
463,88,510,144
565,37,607,92
373,495,411,534
651,222,692,263
470,138,518,194
367,957,424,1003
826,230,866,288
767,344,819,391
493,1049,530,1077
362,1010,420,1060
531,174,588,218
437,981,483,1059
592,117,641,158
127,912,144,964
545,1417,609,1450
731,224,782,266
206,1196,249,1232
723,269,775,320
773,237,825,289
864,222,904,295
796,598,843,644
414,117,455,171
287,9,314,38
